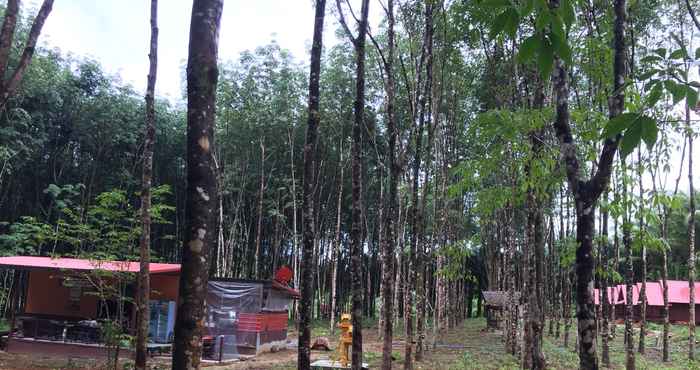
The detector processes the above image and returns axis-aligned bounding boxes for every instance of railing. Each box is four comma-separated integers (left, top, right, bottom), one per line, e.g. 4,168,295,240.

16,315,101,344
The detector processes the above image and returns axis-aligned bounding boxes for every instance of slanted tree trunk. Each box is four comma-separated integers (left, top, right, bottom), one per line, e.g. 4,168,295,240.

0,0,54,111
380,1,398,367
171,1,222,369
135,1,158,369
298,1,327,368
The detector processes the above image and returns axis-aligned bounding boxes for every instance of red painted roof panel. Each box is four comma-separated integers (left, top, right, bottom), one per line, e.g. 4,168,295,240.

0,256,180,274
642,281,664,306
665,280,700,303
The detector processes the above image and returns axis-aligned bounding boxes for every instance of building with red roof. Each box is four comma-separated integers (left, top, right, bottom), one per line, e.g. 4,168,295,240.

595,280,700,324
0,255,299,360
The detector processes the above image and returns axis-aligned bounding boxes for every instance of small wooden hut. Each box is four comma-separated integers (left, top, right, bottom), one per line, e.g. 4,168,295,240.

482,291,520,329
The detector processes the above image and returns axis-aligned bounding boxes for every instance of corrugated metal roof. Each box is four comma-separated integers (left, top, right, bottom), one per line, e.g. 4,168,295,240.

594,286,617,305
595,281,700,307
642,281,664,306
0,256,180,274
614,283,642,306
664,280,700,304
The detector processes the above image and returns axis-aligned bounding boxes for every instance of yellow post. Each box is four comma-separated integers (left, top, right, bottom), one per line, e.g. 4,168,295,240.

337,313,353,366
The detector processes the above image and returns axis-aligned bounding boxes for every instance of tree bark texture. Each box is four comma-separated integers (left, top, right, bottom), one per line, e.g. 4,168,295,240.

330,146,343,336
637,149,646,355
415,3,435,362
298,1,326,368
601,200,610,368
255,140,265,279
549,0,627,368
687,91,696,361
622,162,635,370
172,1,222,369
380,0,398,368
335,0,370,367
135,1,158,369
662,201,670,362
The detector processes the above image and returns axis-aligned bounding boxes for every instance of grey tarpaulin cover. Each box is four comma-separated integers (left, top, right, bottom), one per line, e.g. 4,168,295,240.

205,281,264,360
264,288,291,311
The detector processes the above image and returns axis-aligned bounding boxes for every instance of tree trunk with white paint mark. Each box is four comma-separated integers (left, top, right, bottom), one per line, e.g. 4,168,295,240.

172,1,222,369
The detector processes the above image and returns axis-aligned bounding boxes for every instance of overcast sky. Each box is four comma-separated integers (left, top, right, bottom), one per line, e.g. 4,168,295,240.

33,1,700,195
41,0,332,100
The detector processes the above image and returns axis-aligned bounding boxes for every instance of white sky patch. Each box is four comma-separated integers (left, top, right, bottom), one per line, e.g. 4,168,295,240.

41,0,383,101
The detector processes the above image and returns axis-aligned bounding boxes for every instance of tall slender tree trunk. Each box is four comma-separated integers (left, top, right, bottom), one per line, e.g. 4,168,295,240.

135,1,158,369
380,1,398,367
405,92,423,370
416,6,435,361
523,76,546,369
637,149,646,355
172,1,222,369
623,160,635,370
684,10,700,359
654,166,671,362
563,268,571,349
556,187,565,340
507,205,518,355
601,195,610,368
336,0,370,367
287,128,300,321
687,90,696,361
330,146,344,335
255,140,265,279
350,2,370,368
611,193,620,339
298,2,326,368
405,5,433,367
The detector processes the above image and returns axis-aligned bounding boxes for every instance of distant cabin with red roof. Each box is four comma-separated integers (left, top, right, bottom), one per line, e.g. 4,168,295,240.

595,280,700,324
0,255,298,360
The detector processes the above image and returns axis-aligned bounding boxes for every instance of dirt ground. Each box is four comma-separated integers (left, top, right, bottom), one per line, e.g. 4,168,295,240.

8,319,700,369
22,318,700,369
0,320,472,370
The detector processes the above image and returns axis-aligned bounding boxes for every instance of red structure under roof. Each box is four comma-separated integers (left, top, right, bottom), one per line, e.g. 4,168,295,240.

0,256,180,274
